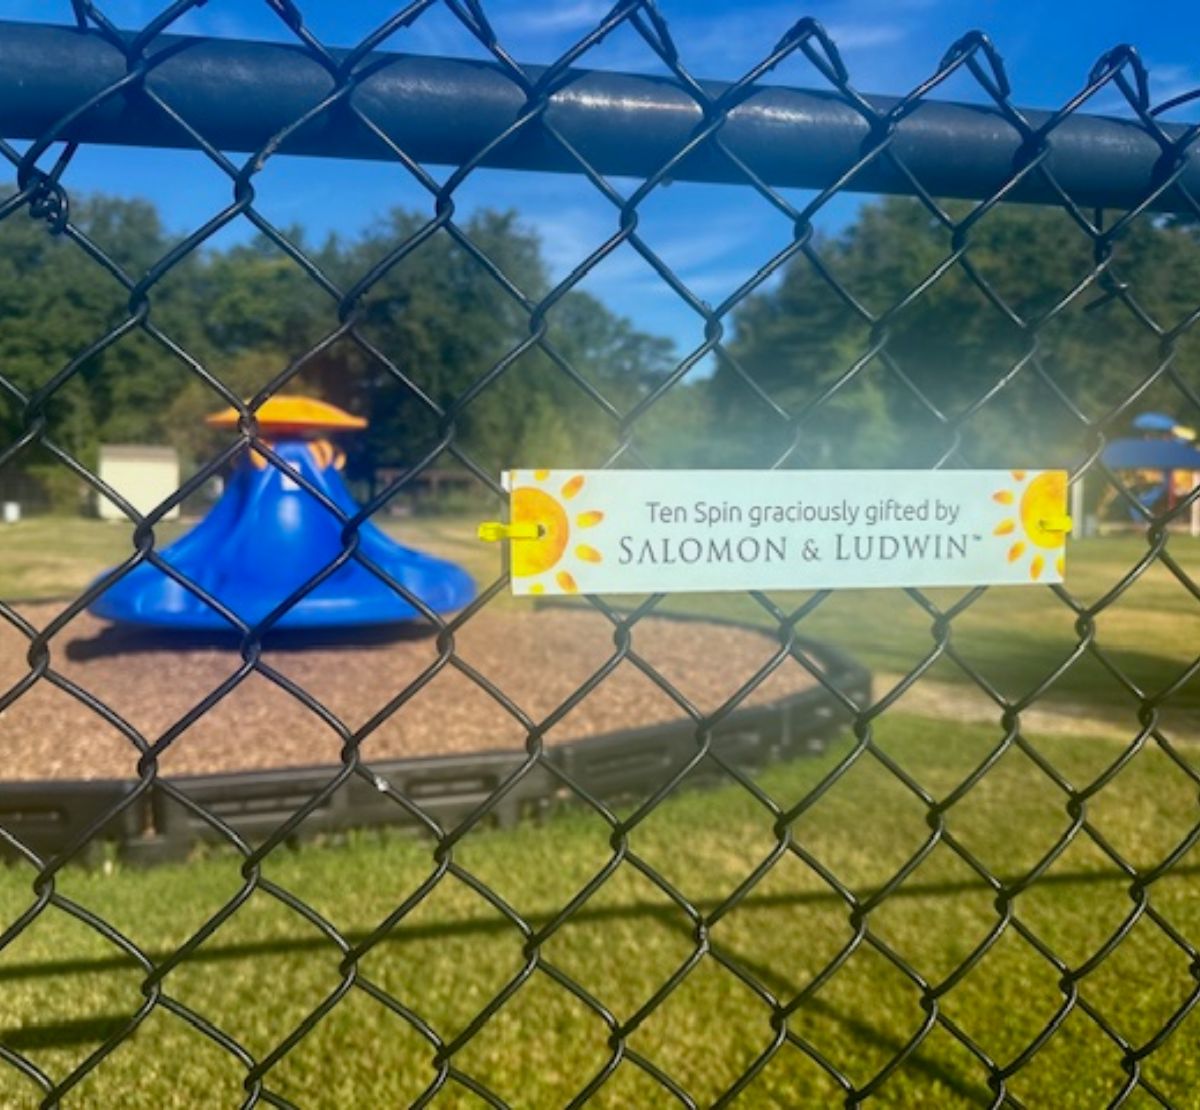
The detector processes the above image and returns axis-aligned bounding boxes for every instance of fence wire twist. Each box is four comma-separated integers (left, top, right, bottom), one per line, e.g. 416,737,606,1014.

1,1,1200,1106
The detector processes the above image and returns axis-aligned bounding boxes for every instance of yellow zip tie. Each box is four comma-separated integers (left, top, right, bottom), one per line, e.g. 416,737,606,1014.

477,521,542,542
1038,514,1073,534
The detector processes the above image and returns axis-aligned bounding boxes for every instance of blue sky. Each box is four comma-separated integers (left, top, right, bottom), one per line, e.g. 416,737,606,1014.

2,0,1200,357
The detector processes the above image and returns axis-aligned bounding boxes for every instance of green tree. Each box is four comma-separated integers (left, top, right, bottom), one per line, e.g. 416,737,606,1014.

0,196,189,504
319,209,675,477
0,193,676,506
721,198,1200,467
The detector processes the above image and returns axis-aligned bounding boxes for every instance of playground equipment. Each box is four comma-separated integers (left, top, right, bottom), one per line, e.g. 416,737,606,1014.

1097,412,1200,533
89,397,476,630
1131,412,1196,440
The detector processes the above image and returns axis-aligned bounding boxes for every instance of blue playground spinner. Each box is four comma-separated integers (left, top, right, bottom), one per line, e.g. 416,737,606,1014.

89,398,476,630
1101,411,1200,520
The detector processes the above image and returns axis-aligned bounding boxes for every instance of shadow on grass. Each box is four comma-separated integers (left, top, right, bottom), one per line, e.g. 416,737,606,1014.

5,858,1190,1096
959,641,1200,714
3,1013,131,1053
3,860,1184,986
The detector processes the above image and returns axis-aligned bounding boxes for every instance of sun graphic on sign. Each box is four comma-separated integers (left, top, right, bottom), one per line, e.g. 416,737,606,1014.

511,470,605,594
992,470,1069,581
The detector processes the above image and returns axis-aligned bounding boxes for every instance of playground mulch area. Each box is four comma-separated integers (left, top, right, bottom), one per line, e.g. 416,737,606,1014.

0,603,817,781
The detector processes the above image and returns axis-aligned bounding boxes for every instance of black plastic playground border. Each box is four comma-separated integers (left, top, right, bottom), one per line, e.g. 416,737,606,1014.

0,613,869,864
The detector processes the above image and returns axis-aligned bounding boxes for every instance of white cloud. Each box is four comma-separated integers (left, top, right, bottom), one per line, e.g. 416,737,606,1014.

172,7,258,40
521,207,612,278
1145,63,1200,116
1081,59,1200,119
500,1,615,36
824,22,908,51
517,198,797,332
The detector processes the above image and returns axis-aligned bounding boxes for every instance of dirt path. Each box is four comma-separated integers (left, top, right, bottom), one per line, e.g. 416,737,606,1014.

874,671,1200,743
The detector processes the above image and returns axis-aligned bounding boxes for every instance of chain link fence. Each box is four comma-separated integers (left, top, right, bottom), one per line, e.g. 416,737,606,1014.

1,2,1200,1106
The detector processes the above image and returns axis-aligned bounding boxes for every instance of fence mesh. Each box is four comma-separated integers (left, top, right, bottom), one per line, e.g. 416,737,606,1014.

2,1,1200,1106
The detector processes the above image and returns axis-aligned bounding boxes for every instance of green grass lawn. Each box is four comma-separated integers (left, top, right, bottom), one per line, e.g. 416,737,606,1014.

0,717,1197,1107
0,517,191,602
1,517,1198,1105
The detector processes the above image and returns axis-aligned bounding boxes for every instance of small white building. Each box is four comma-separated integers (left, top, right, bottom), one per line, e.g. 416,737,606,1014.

96,444,181,522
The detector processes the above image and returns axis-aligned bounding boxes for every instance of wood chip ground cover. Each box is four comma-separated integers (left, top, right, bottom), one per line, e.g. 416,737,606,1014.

0,605,815,780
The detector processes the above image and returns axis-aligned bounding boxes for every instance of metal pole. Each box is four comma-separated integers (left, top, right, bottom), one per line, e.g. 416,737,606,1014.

0,21,1197,211
1192,472,1200,538
1071,474,1087,539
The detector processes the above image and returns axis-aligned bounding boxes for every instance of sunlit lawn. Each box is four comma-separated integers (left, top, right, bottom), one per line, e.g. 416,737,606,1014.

0,716,1196,1106
1,517,1198,1105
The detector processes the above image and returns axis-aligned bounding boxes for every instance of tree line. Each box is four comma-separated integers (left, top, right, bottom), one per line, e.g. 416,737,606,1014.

0,195,680,506
720,199,1200,469
1,191,1196,508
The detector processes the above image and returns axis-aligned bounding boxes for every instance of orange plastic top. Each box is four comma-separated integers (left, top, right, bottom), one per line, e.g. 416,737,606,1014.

205,396,368,434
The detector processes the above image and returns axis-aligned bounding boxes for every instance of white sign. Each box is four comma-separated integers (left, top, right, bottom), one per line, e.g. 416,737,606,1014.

494,469,1070,596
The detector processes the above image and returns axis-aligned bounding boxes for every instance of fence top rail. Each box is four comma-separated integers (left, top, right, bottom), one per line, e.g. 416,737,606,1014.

1,19,1198,213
